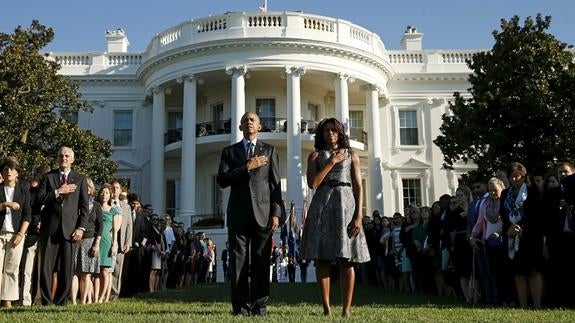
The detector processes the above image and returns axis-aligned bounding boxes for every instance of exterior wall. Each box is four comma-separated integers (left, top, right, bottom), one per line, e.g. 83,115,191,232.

50,10,479,231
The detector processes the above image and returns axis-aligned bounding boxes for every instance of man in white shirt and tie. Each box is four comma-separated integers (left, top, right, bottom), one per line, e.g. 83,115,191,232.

110,181,132,299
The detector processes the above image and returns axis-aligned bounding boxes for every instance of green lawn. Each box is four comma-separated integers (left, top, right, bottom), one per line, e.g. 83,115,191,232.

3,283,575,322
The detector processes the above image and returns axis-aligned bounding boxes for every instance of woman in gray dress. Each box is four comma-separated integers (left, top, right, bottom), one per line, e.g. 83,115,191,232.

301,118,370,317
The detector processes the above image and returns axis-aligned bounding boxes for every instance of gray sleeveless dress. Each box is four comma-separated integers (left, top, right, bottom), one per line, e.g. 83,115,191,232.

300,149,370,263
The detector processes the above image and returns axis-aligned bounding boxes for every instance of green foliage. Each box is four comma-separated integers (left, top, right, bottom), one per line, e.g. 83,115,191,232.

0,20,117,183
434,14,575,178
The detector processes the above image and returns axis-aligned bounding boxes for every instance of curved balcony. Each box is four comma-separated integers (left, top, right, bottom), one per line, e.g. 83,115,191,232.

144,11,387,62
164,118,368,146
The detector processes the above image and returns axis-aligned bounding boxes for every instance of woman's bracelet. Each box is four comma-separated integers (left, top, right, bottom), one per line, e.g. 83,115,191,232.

16,232,25,238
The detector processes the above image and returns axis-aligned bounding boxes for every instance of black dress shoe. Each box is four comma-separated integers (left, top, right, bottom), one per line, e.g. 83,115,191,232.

251,306,267,316
232,307,250,316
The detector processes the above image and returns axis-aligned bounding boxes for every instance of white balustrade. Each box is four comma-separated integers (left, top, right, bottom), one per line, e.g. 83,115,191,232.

107,54,143,65
46,12,490,76
442,52,475,63
303,17,334,32
196,18,227,33
248,15,282,27
388,53,423,64
160,27,181,46
54,55,92,66
350,27,370,44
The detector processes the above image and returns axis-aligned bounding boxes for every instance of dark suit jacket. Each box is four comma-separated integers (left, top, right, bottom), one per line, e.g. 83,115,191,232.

217,140,282,228
38,169,89,239
560,173,575,206
133,211,152,246
543,174,575,241
0,180,32,231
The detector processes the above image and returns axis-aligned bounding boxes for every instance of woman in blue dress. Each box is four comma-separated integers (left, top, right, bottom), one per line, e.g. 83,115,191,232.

300,118,370,317
94,183,119,303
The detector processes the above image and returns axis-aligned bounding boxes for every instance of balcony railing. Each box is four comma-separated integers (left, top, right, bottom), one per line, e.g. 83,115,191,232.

164,120,231,145
165,119,367,145
350,127,368,145
145,11,386,61
165,128,183,145
258,117,319,134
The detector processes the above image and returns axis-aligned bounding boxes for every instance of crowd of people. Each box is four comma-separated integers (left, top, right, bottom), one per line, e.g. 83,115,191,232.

360,161,575,309
0,147,220,308
2,117,574,316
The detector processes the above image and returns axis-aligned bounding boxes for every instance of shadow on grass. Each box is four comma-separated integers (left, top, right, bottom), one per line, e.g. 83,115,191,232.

132,282,468,309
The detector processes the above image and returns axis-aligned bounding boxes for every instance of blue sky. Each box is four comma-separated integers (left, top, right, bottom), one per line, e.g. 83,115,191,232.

1,0,573,52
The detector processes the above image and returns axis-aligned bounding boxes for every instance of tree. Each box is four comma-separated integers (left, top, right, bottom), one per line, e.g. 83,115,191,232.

434,14,575,178
0,20,117,183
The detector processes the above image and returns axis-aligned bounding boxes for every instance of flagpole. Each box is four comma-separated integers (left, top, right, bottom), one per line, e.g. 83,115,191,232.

259,0,268,12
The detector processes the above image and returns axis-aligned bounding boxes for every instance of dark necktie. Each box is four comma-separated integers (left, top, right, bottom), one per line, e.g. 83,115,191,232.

247,142,255,159
60,173,67,186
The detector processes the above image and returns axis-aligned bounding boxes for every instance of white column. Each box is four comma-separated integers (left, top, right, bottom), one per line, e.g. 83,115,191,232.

226,66,247,144
286,66,306,214
178,75,197,229
151,87,166,215
335,73,350,136
365,84,384,215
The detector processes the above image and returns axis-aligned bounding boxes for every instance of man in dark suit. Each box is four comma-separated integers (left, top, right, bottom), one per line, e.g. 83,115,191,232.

123,194,152,296
38,146,89,305
545,162,575,307
217,112,282,316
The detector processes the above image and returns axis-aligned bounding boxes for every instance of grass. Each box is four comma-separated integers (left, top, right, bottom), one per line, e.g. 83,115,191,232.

3,283,575,322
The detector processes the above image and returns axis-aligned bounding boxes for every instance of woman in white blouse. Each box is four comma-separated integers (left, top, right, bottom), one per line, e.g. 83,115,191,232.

0,159,31,308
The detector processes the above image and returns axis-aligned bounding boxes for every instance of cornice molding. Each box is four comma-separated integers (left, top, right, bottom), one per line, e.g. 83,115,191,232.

391,73,470,82
137,39,395,81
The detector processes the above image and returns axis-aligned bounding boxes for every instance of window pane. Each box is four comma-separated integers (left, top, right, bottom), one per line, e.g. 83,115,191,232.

350,111,364,128
114,129,132,146
399,110,418,145
114,111,133,146
168,112,183,130
256,98,275,131
166,179,180,218
307,103,319,121
402,179,422,208
61,110,78,123
212,102,224,121
400,128,418,145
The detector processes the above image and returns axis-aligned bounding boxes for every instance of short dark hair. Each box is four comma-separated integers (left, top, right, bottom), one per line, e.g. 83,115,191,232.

127,193,140,203
0,159,20,173
34,164,50,179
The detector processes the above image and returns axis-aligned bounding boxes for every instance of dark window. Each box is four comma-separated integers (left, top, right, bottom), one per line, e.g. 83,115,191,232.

399,110,418,145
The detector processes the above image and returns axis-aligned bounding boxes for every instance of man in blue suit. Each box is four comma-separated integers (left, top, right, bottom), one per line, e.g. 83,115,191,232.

217,112,282,316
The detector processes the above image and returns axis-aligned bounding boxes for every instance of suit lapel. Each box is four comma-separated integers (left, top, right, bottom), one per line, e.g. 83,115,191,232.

13,181,22,204
255,141,265,157
51,171,60,189
0,183,6,203
234,141,247,161
67,170,77,185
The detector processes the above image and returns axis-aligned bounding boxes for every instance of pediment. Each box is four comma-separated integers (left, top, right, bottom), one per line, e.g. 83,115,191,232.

116,159,140,170
392,157,431,169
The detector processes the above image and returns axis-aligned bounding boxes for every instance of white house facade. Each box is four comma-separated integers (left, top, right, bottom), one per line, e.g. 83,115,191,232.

49,11,480,231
